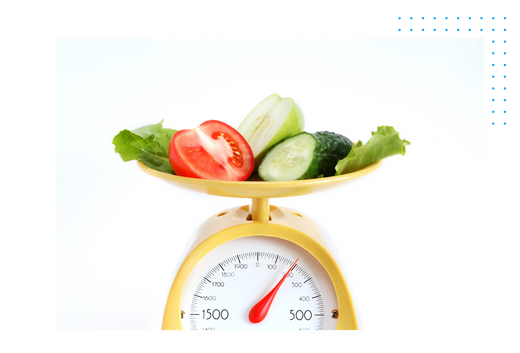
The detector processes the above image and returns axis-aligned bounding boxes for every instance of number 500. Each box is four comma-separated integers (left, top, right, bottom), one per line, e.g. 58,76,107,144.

289,309,312,321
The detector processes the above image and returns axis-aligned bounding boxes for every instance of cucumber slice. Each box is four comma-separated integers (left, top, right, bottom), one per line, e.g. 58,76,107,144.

258,131,353,181
258,133,319,181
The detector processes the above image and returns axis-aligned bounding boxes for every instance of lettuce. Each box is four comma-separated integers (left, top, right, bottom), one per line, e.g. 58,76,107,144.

112,120,177,174
335,126,409,175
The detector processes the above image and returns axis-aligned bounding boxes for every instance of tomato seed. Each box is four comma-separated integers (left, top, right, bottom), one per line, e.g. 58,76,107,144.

228,156,243,167
211,131,225,139
188,146,203,153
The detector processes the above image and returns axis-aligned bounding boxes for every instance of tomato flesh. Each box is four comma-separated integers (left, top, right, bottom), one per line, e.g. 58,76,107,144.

169,120,254,181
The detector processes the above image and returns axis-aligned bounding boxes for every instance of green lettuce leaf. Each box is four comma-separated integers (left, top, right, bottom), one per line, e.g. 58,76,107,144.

112,120,177,174
335,126,410,175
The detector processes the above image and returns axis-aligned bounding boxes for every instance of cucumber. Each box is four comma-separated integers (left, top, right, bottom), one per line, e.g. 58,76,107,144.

258,131,353,181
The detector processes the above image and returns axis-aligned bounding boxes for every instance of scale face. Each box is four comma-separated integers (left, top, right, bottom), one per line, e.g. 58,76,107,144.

137,160,382,330
179,236,338,330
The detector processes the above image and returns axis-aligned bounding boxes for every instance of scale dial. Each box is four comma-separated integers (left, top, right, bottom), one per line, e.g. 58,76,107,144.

179,237,338,330
163,205,358,330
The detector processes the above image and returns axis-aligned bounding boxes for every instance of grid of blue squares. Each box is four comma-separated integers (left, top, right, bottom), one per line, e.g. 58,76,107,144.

395,14,509,128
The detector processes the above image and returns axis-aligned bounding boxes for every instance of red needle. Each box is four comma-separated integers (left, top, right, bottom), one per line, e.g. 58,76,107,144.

248,258,299,324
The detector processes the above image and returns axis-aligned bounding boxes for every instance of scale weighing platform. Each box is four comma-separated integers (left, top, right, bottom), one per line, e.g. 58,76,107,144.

138,160,382,330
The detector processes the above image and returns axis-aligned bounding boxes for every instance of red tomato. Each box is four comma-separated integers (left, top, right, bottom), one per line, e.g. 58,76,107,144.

169,120,254,181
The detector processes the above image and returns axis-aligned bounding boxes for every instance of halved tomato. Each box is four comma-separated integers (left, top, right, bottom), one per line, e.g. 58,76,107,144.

169,120,254,181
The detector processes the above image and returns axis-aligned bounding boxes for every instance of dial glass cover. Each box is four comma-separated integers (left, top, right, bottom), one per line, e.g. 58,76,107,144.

179,236,339,330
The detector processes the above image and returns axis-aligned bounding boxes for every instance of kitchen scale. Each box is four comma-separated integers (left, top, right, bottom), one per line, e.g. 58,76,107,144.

138,160,382,330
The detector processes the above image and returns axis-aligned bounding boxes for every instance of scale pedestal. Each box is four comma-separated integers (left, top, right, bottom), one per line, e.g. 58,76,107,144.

138,160,381,330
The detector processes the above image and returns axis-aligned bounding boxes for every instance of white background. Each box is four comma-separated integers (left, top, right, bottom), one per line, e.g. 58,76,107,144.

57,38,486,331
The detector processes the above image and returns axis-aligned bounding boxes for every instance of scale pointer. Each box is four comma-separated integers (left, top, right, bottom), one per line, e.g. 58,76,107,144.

248,258,299,324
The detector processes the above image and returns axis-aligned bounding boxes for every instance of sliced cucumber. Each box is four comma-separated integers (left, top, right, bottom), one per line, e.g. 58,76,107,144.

258,133,318,181
258,131,353,181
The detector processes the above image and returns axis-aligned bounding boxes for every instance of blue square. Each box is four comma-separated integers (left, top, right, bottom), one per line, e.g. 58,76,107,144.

399,17,401,19
422,17,424,19
434,17,436,19
492,17,495,19
399,29,401,31
410,17,413,19
445,17,448,19
422,29,424,31
445,29,448,31
410,29,413,31
480,17,483,19
480,29,483,31
457,29,459,31
492,99,495,101
504,29,507,31
469,29,471,31
434,29,436,31
469,17,471,19
457,17,459,19
492,29,495,31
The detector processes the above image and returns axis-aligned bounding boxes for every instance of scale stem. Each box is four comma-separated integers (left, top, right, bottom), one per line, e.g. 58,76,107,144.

251,198,270,222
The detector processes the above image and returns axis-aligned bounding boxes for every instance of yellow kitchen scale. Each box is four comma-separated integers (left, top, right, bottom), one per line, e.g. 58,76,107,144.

138,160,382,330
